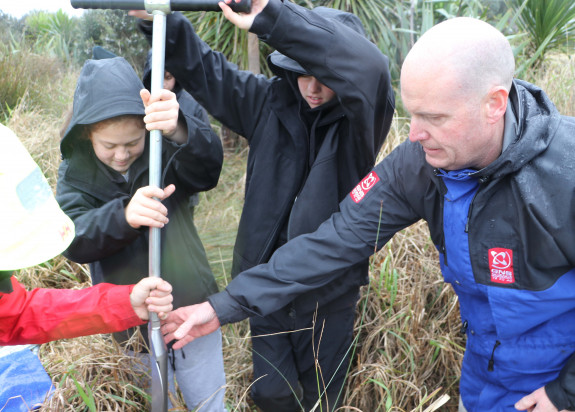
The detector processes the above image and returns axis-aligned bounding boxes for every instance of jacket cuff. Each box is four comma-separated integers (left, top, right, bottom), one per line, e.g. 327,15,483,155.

545,352,575,410
208,290,249,325
250,0,282,40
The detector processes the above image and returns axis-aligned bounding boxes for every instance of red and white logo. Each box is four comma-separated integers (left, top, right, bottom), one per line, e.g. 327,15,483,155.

350,171,380,203
489,248,515,284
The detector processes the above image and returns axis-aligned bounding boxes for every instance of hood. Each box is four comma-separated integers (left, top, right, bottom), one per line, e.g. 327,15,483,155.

91,45,117,60
479,78,562,180
60,57,145,158
267,6,366,78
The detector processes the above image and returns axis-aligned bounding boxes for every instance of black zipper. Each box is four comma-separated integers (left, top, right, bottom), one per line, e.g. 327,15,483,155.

435,169,448,267
460,320,468,335
487,340,501,372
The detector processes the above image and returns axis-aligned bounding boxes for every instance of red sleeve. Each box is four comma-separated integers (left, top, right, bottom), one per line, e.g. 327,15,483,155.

0,277,144,345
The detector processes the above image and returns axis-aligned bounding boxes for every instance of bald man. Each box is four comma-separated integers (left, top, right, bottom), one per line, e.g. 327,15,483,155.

162,16,575,412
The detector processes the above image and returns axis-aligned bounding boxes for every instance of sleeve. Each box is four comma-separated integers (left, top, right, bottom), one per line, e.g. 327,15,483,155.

251,0,395,164
188,94,211,125
0,277,142,345
140,13,272,140
546,352,575,410
164,108,223,193
209,142,423,324
194,105,210,126
55,162,142,264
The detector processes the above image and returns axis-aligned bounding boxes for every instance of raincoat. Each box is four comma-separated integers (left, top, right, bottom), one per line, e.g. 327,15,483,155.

209,80,575,410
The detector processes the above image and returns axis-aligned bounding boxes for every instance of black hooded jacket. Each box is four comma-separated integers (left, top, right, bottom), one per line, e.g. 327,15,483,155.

140,0,395,313
56,57,223,317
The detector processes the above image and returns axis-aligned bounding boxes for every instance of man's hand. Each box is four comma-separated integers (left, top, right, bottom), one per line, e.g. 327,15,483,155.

515,387,564,412
219,0,268,30
130,277,173,321
140,89,187,144
161,301,221,350
125,184,176,229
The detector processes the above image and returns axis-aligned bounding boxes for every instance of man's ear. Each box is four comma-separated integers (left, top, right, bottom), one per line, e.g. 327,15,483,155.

485,86,509,124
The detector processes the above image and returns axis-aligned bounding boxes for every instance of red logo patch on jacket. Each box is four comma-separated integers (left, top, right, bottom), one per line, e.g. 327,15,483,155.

350,171,379,203
489,248,515,284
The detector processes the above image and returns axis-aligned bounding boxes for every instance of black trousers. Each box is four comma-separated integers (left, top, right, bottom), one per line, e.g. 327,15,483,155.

249,292,358,412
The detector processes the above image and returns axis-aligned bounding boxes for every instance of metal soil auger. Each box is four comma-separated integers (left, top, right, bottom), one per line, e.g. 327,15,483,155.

70,1,251,410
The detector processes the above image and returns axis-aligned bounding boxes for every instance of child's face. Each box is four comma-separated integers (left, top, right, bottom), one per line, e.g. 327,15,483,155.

89,118,146,174
297,75,336,109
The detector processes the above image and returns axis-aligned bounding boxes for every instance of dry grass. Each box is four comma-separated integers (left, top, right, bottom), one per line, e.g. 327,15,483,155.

0,48,68,121
4,52,573,411
531,53,575,117
345,221,463,411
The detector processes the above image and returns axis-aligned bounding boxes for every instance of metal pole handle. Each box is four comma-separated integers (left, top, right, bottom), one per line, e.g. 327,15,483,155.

71,0,252,12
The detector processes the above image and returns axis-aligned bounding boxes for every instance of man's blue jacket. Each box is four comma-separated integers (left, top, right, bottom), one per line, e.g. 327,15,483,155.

211,79,575,410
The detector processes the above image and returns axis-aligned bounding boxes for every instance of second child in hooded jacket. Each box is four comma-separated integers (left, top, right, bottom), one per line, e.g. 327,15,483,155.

136,0,395,409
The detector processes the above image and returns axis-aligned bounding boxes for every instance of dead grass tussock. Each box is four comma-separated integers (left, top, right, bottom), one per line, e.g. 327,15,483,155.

345,219,463,411
0,46,77,123
6,68,78,186
526,52,575,117
220,321,256,410
39,334,150,411
0,49,61,119
7,107,62,187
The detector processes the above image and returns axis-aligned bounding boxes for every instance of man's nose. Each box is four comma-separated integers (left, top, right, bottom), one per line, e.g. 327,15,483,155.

408,119,428,142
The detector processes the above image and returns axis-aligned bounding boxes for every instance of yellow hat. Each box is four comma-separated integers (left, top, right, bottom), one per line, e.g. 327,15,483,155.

0,124,75,270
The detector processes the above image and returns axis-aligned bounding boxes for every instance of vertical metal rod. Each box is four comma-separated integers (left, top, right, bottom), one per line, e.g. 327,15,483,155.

148,12,166,279
148,7,169,412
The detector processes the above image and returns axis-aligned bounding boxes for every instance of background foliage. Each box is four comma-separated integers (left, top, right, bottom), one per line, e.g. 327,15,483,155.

3,0,574,118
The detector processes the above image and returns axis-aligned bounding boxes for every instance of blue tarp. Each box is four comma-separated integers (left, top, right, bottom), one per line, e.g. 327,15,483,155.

0,346,53,411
